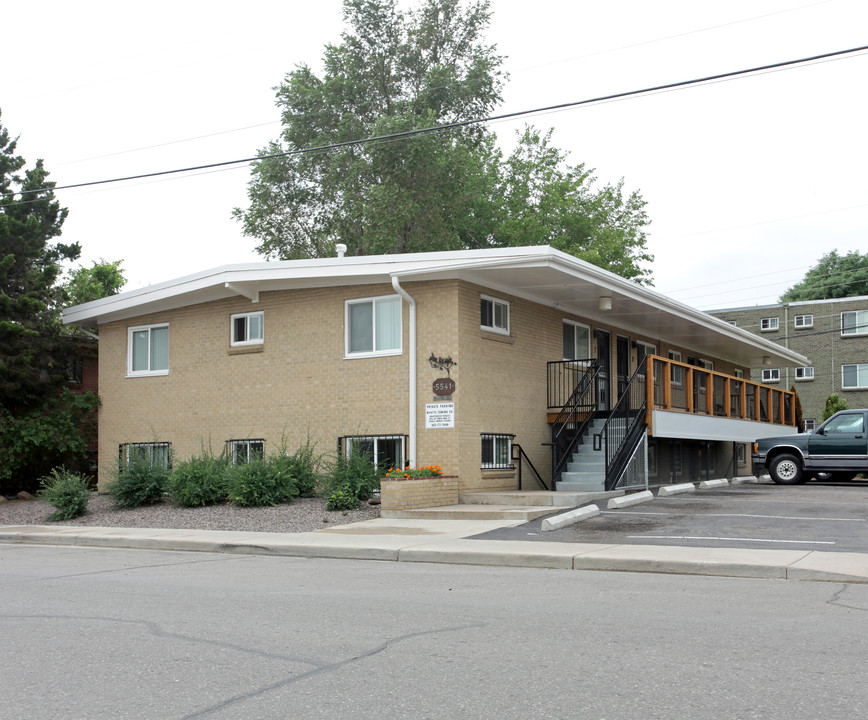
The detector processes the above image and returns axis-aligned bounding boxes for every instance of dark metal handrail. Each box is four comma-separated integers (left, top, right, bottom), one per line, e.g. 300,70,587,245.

549,359,600,486
593,360,648,491
512,444,549,491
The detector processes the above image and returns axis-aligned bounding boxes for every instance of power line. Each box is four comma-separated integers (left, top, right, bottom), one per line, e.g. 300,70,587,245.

4,43,867,200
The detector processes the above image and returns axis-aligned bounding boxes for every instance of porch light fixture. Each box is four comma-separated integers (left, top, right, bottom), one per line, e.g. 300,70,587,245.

598,296,613,311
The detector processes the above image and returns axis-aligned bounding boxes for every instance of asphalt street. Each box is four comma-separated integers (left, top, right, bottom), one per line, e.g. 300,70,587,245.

2,545,868,720
477,481,868,552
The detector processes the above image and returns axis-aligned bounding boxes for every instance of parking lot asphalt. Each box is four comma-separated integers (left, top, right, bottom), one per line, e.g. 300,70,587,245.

473,480,868,553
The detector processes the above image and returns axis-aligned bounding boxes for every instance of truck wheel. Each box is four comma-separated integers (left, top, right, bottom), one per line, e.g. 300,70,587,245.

769,454,803,485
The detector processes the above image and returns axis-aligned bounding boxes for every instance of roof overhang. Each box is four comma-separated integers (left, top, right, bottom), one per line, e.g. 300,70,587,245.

62,246,808,369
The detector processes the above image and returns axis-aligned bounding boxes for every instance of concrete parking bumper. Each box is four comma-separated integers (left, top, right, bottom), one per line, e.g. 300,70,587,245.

3,520,868,584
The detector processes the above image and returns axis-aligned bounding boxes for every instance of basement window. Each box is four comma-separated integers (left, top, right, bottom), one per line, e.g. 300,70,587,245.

481,433,514,470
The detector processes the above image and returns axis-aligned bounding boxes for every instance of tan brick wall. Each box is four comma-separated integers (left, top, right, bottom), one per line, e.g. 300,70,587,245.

380,475,459,511
710,297,868,425
96,276,764,493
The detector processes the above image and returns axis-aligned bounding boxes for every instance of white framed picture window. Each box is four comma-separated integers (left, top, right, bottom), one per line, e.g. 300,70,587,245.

841,310,868,336
794,314,813,329
760,317,779,332
480,294,510,335
761,368,780,383
231,311,264,346
127,323,169,377
563,320,591,361
795,366,814,381
345,295,402,357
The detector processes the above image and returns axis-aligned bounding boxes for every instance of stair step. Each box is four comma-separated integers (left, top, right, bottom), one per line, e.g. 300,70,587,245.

556,480,606,492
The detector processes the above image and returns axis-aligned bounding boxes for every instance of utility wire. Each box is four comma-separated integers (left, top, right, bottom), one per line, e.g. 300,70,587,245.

4,43,867,200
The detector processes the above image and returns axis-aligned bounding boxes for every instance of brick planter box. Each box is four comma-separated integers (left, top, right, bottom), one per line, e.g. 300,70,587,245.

379,475,459,511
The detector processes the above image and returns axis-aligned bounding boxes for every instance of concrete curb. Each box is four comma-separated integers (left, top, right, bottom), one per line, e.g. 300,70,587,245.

658,483,695,497
698,479,729,489
3,523,868,584
541,504,600,532
607,490,654,509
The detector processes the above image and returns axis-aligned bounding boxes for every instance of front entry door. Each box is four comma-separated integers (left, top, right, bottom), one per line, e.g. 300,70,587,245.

616,335,629,399
595,329,611,412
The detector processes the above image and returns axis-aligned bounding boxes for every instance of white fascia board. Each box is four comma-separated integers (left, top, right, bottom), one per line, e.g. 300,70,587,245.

61,247,554,326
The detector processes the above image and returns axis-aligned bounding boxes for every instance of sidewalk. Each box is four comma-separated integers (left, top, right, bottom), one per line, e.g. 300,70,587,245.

2,517,868,584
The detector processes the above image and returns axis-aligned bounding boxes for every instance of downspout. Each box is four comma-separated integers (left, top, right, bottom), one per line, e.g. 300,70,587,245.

391,275,416,467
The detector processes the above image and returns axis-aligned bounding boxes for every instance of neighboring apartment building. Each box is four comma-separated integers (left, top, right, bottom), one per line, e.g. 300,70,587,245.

62,246,807,492
709,296,868,431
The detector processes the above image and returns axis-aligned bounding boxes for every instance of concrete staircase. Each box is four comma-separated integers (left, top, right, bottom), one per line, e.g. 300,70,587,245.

556,418,607,492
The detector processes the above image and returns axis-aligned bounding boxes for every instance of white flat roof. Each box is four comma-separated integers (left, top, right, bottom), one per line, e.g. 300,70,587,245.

62,245,808,368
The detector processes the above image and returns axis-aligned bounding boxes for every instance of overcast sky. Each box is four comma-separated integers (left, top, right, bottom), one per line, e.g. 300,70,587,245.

3,0,866,310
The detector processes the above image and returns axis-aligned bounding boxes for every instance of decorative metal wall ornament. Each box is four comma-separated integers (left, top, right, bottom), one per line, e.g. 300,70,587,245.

428,353,457,377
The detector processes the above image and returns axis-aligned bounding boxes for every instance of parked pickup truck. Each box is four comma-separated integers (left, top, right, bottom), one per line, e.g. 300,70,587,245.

753,409,868,484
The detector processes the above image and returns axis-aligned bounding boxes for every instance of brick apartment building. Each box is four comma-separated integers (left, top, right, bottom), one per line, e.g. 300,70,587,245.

709,295,868,431
62,246,805,492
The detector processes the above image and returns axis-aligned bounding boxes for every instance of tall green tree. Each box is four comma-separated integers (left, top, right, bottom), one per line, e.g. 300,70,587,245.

780,250,868,302
494,128,652,283
0,112,99,491
234,0,653,283
0,111,79,409
64,259,126,307
235,0,504,259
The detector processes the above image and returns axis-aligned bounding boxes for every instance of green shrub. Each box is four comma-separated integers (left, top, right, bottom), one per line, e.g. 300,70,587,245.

288,437,321,498
326,485,360,511
39,467,91,521
227,456,296,507
167,452,229,507
823,394,849,421
325,449,380,503
107,455,169,509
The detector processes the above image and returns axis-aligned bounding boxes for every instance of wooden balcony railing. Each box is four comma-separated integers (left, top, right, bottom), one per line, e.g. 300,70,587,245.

643,355,796,430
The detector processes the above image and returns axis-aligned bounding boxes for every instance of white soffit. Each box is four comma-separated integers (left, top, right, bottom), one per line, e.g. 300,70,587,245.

60,246,807,367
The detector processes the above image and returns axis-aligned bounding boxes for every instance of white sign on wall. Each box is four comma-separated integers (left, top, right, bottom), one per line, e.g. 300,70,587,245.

425,402,455,429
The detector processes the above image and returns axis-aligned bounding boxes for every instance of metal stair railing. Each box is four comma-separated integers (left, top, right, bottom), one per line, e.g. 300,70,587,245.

547,359,600,487
512,444,549,491
593,360,648,491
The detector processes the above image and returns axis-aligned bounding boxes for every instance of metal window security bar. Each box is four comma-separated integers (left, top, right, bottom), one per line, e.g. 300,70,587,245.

338,434,407,471
227,439,264,465
119,442,171,470
481,433,514,469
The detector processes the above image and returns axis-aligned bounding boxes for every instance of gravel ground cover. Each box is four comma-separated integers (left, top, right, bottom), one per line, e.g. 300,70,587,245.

0,493,380,533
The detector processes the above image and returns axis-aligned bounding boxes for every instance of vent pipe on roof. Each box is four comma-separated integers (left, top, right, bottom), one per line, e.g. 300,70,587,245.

336,243,347,259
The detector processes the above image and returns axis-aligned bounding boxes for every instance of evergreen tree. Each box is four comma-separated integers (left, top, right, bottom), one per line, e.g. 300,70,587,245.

0,112,98,491
0,112,79,409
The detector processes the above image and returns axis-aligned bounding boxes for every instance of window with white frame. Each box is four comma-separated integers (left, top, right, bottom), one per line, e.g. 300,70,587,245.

228,439,265,465
669,350,683,387
120,442,171,470
761,317,779,331
842,363,868,389
345,295,402,356
480,295,510,335
841,310,868,336
734,369,744,378
231,311,264,346
804,418,816,432
481,433,514,469
794,314,813,329
342,434,406,471
795,366,814,381
127,324,169,376
563,320,591,361
727,320,737,326
761,368,780,383
699,358,714,370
